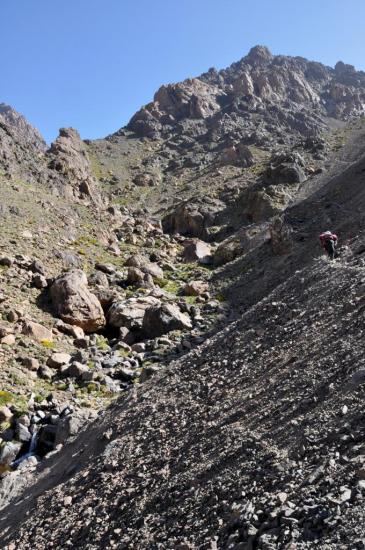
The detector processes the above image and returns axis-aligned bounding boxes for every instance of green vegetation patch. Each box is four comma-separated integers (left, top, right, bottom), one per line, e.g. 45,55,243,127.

0,391,13,406
95,335,109,351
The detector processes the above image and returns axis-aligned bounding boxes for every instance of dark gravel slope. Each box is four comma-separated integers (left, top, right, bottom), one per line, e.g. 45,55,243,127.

1,247,365,549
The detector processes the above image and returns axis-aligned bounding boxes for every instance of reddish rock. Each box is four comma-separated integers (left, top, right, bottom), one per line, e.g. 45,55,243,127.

50,270,105,333
22,321,53,342
183,281,209,296
1,334,16,345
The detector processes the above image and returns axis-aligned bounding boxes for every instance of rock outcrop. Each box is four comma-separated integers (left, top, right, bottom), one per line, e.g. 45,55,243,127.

214,222,270,265
269,215,293,255
0,103,46,181
124,254,163,280
122,45,365,189
107,296,160,330
0,109,101,205
162,198,225,239
47,128,102,204
128,78,221,138
264,152,306,185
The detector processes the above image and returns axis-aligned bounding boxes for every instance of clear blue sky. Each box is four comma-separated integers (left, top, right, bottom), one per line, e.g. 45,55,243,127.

2,0,365,143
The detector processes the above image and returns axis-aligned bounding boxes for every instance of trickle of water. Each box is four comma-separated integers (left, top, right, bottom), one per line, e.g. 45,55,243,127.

11,431,38,469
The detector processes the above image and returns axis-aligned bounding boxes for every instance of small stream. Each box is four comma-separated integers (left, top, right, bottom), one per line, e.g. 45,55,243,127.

11,431,38,469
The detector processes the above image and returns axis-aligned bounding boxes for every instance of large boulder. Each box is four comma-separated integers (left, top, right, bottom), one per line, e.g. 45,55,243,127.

0,441,22,467
125,255,163,280
46,353,71,369
183,281,209,296
127,267,154,289
54,409,98,446
214,239,240,267
0,406,13,423
107,296,160,330
142,303,192,338
182,239,212,264
242,186,293,223
214,223,270,266
50,270,105,333
221,143,254,167
133,173,158,187
163,202,205,238
22,321,53,343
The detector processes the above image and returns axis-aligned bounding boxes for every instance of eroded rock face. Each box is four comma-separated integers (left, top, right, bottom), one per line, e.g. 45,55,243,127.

142,303,192,338
270,216,293,255
128,78,222,137
50,270,105,333
46,128,102,204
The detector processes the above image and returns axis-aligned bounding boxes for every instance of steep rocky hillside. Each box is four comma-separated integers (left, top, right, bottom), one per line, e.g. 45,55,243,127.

1,157,365,547
0,102,229,497
1,46,365,549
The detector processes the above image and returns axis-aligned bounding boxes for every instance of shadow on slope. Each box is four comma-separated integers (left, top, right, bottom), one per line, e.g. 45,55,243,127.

213,127,365,314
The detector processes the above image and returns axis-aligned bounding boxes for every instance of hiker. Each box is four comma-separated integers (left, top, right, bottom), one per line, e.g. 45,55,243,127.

319,230,338,260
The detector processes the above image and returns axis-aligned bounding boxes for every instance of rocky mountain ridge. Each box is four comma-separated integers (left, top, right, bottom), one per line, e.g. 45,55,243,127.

127,45,365,154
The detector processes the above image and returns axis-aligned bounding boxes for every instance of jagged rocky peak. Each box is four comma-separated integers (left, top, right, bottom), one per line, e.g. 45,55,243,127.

245,44,273,65
127,45,365,141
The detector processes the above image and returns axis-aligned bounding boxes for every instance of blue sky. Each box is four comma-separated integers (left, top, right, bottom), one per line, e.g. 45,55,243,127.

2,0,365,143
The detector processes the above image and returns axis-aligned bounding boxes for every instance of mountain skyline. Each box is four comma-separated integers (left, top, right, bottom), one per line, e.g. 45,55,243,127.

2,0,365,143
3,45,365,146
